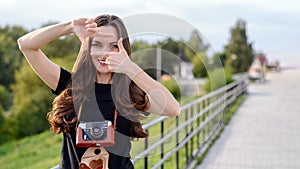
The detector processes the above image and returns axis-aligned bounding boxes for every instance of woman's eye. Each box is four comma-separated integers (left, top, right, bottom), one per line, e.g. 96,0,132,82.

110,45,118,49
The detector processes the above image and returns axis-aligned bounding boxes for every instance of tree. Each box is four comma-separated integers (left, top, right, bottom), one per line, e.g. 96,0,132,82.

0,25,27,88
204,67,233,92
184,30,209,62
224,19,255,73
42,34,80,58
7,56,75,140
0,85,10,110
211,52,227,68
132,39,179,79
192,52,208,78
8,61,54,139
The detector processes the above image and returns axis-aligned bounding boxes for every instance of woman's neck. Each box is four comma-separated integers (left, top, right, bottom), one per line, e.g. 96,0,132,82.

95,73,112,84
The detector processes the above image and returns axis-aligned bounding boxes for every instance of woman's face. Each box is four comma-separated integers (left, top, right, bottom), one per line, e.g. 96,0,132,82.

90,25,119,74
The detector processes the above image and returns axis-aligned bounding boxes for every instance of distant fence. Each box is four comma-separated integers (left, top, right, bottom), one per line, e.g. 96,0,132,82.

51,76,248,169
131,75,248,169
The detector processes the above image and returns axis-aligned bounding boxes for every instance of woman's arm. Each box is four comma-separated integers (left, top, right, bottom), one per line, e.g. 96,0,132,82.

128,63,181,117
17,21,73,90
105,39,181,117
17,18,97,90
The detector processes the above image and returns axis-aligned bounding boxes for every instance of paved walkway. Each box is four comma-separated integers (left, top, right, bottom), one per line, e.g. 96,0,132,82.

196,65,300,169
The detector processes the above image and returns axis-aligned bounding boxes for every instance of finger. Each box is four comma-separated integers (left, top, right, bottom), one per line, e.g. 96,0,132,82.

87,28,114,37
85,22,97,28
117,38,126,53
85,18,94,24
105,57,110,65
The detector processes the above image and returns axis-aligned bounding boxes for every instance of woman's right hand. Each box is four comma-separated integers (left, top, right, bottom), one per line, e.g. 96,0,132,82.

71,18,114,48
71,18,97,48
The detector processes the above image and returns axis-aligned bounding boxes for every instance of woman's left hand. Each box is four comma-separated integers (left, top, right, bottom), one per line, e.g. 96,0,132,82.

106,38,135,74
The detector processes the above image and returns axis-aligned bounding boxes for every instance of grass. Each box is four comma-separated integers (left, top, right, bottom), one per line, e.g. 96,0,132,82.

0,131,62,169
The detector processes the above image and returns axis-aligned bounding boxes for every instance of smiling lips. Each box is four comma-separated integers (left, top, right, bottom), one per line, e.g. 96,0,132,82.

97,58,108,65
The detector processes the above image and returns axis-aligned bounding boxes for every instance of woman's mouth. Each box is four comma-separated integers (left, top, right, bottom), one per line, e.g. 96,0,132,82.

98,58,107,65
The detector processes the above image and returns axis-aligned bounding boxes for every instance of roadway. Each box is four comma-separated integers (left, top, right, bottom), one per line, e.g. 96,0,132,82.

196,65,300,169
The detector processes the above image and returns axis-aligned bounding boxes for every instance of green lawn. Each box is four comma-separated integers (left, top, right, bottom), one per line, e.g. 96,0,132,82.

0,131,62,169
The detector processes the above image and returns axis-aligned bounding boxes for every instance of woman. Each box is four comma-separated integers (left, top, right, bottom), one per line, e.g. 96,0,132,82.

18,14,180,169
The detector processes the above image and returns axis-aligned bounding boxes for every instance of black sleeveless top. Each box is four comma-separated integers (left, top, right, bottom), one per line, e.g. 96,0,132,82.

52,68,134,169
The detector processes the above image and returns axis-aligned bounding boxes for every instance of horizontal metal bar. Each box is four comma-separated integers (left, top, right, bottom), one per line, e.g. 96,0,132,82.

151,103,226,169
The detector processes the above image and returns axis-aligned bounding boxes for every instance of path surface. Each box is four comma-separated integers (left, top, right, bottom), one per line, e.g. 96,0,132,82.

196,65,300,169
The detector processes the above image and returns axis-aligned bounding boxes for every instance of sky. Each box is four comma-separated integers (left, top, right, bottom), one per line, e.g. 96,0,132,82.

1,0,299,66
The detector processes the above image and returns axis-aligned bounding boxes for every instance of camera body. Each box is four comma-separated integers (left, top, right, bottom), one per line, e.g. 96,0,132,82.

76,121,115,147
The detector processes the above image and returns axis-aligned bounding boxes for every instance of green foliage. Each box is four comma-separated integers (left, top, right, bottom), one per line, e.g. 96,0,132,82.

7,62,54,139
0,85,10,110
0,106,4,126
131,40,152,53
42,34,80,58
0,22,78,144
204,67,233,92
184,30,209,62
211,52,227,68
161,77,180,100
132,39,178,78
192,52,208,78
187,30,208,53
0,25,27,88
224,19,255,73
159,38,180,55
3,56,75,143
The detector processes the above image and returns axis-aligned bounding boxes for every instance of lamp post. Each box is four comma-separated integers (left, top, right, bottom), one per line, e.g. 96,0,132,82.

156,45,162,81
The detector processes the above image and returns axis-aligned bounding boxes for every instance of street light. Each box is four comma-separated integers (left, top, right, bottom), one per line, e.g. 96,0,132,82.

156,45,162,81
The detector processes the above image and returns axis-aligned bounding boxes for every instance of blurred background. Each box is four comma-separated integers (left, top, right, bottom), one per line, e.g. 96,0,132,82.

0,0,299,168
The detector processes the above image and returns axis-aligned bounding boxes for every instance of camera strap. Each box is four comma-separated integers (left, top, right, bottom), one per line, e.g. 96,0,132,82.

76,105,118,129
77,99,118,128
66,133,80,165
113,109,118,129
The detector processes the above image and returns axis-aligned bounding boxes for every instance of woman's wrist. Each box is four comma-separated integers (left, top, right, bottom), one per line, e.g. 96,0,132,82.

61,21,73,35
125,62,143,80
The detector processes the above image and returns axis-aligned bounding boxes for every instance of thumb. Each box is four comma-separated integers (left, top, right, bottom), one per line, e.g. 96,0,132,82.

118,38,127,53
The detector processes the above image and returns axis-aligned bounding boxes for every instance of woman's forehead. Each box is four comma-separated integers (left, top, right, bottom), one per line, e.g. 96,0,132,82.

92,25,118,42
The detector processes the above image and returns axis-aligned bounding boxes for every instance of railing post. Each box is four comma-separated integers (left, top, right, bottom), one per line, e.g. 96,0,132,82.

185,109,189,166
176,116,179,169
190,105,194,160
144,129,149,169
196,102,201,147
161,121,164,169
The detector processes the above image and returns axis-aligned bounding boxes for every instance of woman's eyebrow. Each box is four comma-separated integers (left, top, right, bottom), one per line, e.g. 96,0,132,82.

92,40,102,44
92,41,117,45
109,42,118,45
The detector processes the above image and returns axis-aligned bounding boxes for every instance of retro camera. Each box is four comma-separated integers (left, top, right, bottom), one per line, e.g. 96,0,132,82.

76,121,115,147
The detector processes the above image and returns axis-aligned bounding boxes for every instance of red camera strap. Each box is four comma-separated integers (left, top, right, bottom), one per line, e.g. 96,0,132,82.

113,109,117,129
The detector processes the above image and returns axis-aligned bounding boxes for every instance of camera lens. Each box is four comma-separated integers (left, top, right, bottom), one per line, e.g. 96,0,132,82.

91,126,104,139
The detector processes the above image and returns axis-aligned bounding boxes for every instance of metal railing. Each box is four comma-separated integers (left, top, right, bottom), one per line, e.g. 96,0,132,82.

131,76,248,169
51,76,248,169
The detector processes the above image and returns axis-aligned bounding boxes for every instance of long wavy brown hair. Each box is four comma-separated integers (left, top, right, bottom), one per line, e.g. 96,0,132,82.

47,14,149,138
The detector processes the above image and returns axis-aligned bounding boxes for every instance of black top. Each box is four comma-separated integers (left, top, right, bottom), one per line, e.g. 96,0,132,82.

53,68,134,169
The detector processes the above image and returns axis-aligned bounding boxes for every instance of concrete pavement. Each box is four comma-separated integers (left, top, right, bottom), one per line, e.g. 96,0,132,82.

196,66,300,169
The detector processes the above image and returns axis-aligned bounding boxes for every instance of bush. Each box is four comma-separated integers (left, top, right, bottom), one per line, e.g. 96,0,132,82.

0,85,9,110
0,106,4,127
161,76,181,100
204,67,234,92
